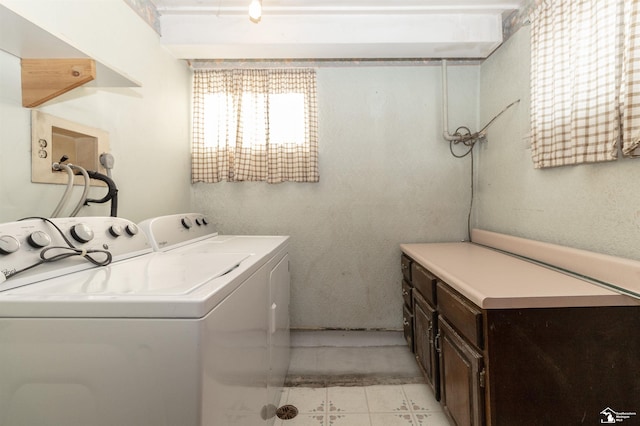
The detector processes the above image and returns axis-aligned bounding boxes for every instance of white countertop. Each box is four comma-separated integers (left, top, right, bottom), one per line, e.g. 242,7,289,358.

401,242,640,309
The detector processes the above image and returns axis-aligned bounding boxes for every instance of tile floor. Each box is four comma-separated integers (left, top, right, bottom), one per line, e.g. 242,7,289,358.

277,331,451,425
274,384,450,426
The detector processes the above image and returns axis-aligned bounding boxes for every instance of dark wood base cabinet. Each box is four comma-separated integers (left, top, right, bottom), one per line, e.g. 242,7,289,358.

485,307,640,426
411,260,440,399
439,317,484,426
401,255,414,351
436,280,485,426
414,291,439,400
402,254,640,426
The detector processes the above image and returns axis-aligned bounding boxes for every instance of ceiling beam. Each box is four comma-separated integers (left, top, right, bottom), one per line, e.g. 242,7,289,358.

159,12,504,59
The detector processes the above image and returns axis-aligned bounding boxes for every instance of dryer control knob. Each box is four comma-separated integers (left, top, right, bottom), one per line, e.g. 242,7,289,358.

201,217,209,225
0,235,20,255
70,223,94,243
109,225,124,238
125,224,139,236
27,231,51,248
181,217,193,229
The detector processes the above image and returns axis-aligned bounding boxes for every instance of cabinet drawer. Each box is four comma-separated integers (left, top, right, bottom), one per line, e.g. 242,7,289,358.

401,254,412,282
437,282,483,349
402,279,413,309
412,263,437,305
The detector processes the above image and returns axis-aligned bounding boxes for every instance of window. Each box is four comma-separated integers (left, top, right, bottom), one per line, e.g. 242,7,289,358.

192,69,319,183
530,0,640,168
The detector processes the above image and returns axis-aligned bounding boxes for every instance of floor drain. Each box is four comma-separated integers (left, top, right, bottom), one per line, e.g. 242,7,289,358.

276,404,299,420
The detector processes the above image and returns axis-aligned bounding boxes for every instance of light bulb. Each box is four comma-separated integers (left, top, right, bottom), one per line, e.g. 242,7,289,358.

249,0,262,23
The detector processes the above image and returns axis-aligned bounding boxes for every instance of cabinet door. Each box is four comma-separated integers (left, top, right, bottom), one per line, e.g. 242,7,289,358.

414,293,439,400
437,317,485,426
403,305,414,351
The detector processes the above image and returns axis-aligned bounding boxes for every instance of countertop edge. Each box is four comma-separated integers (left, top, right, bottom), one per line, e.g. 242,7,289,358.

400,242,640,309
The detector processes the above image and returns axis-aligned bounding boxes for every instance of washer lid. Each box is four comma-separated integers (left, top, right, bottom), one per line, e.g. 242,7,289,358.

0,234,288,319
3,251,250,297
0,251,254,319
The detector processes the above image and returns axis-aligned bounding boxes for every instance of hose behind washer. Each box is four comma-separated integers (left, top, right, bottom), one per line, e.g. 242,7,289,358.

84,171,119,217
50,163,74,218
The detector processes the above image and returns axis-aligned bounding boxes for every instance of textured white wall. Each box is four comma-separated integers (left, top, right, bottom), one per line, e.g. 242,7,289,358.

477,26,640,260
193,65,479,329
0,0,191,222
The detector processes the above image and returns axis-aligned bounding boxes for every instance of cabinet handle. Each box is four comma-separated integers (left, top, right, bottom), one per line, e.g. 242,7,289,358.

434,332,441,353
401,264,408,270
402,289,408,296
427,323,433,343
403,318,410,326
270,302,277,334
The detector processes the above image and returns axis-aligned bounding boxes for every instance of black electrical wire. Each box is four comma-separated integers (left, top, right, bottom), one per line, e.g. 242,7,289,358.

447,126,476,240
477,99,521,135
449,126,476,158
447,99,521,153
5,217,112,281
447,100,520,241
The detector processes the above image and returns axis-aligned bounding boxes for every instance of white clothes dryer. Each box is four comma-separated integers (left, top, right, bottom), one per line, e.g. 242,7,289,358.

138,213,291,425
0,215,289,426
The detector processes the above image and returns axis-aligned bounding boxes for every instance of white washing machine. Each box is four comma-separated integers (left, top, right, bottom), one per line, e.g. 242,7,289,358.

0,215,289,426
138,213,291,425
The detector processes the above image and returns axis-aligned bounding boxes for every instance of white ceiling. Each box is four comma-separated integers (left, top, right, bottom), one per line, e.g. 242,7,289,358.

149,0,526,60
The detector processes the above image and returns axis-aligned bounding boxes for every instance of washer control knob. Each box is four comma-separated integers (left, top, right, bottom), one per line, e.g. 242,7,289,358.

181,217,193,229
201,217,209,225
70,223,94,243
27,231,51,248
195,218,203,226
0,235,20,255
125,224,139,236
109,224,124,238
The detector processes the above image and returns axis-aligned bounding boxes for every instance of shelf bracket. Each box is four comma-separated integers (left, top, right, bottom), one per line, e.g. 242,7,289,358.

21,58,96,108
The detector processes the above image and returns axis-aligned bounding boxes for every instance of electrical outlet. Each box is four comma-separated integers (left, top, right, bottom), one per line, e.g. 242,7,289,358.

31,111,109,186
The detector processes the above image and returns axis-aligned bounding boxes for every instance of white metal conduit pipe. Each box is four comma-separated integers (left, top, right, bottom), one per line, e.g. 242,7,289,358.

441,59,464,142
441,59,484,143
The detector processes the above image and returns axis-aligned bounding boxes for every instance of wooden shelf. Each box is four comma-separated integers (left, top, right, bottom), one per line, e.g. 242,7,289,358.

21,58,96,108
0,3,141,107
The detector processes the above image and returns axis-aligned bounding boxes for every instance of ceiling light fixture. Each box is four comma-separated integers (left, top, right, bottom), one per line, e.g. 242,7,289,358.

249,0,262,23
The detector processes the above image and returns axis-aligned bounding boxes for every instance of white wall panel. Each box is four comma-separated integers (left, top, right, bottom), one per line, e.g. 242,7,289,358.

193,65,479,329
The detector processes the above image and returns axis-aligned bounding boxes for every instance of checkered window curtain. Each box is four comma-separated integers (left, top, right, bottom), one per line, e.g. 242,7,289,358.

192,69,319,183
530,0,640,168
621,0,640,156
